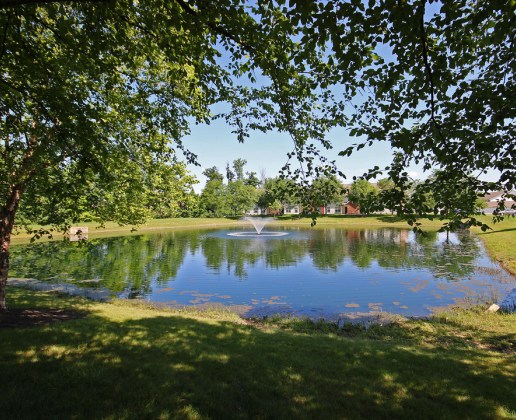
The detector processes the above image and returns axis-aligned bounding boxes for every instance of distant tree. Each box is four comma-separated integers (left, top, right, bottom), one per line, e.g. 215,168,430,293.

261,177,300,209
232,159,247,181
225,162,235,182
407,171,490,220
309,176,344,211
200,176,227,217
226,180,257,216
256,188,274,211
376,177,403,214
475,197,487,213
146,163,199,219
177,191,203,218
348,180,379,215
377,178,395,192
203,167,224,182
245,171,261,188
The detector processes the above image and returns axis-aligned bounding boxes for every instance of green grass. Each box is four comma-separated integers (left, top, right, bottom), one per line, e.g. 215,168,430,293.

11,217,244,242
1,288,515,419
473,216,516,275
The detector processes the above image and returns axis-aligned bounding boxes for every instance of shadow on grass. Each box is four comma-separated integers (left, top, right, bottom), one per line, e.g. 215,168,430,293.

1,312,514,419
479,227,516,235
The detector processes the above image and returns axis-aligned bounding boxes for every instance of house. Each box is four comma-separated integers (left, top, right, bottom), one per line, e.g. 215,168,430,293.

318,202,360,215
283,204,301,215
482,190,516,214
245,206,267,216
319,203,345,215
246,204,300,216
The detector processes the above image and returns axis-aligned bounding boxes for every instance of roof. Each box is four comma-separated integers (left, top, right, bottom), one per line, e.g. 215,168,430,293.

483,190,516,208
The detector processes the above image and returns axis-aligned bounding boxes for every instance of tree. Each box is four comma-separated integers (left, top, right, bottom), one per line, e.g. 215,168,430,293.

348,180,379,215
260,177,301,211
245,171,261,188
377,178,395,193
1,1,343,310
308,175,344,212
225,163,235,182
408,170,490,220
203,167,224,183
226,180,257,216
200,166,226,217
200,177,227,218
145,162,199,219
232,158,247,181
316,1,514,227
376,177,407,215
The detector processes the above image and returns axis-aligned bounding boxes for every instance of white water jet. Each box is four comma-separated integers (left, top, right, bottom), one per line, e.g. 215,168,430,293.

243,216,271,234
227,217,288,237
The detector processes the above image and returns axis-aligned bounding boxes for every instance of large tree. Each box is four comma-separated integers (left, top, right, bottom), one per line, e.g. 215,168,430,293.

323,0,515,227
1,0,514,310
0,1,341,310
348,180,379,215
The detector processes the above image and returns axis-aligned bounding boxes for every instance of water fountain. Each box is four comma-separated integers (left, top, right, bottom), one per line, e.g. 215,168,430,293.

227,217,289,237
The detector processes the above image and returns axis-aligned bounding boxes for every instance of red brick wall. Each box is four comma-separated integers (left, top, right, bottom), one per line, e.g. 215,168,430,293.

345,202,360,215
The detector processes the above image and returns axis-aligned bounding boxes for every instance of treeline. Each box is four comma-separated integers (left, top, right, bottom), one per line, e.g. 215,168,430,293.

17,158,488,225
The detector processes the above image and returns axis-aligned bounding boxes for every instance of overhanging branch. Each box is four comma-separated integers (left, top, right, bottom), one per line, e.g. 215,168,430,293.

0,0,112,7
174,0,257,56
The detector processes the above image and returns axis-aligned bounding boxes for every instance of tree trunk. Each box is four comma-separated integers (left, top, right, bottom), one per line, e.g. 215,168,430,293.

0,185,23,312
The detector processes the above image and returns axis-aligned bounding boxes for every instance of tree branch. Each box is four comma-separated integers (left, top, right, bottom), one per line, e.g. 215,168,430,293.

0,12,10,62
173,0,257,56
0,0,112,8
418,10,452,154
418,0,446,143
418,0,459,166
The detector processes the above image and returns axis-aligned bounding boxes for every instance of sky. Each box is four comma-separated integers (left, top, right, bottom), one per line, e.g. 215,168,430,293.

183,119,422,193
179,1,501,194
183,119,502,194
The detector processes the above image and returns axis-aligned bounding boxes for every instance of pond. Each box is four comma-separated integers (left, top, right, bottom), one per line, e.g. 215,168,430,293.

9,227,515,319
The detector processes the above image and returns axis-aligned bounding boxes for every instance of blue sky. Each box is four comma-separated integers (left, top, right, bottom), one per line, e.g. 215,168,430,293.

181,1,501,193
179,3,437,192
184,120,420,193
184,119,501,193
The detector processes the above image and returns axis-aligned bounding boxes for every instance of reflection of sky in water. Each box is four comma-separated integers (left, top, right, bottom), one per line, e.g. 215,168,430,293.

10,227,515,318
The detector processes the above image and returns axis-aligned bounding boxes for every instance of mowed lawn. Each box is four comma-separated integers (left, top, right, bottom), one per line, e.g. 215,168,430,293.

1,288,515,419
4,215,516,418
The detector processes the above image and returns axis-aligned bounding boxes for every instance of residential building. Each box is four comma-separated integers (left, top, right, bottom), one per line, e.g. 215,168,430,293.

482,190,516,214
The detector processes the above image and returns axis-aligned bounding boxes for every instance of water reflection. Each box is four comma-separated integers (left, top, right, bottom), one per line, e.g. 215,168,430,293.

10,228,514,316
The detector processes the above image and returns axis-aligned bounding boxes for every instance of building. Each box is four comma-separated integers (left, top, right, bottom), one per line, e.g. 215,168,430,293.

482,190,516,214
319,202,360,215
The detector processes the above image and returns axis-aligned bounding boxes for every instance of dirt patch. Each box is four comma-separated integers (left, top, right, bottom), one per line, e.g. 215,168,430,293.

0,308,87,328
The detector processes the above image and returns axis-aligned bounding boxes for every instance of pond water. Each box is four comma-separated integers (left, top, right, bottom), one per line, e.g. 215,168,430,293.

9,227,515,319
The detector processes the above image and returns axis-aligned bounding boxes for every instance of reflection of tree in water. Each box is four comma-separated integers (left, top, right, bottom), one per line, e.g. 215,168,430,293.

343,229,481,280
10,228,484,296
264,240,307,270
319,229,410,270
407,231,482,281
311,228,480,280
11,232,193,297
201,236,307,278
309,229,349,271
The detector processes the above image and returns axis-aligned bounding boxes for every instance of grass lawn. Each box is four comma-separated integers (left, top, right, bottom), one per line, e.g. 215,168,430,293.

1,288,515,419
474,217,516,275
